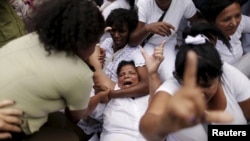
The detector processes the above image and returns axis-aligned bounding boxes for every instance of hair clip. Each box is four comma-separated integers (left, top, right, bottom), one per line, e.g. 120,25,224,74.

185,34,209,45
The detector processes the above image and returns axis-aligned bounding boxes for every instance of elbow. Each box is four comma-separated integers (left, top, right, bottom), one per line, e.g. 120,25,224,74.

139,115,164,141
139,113,169,141
139,115,151,140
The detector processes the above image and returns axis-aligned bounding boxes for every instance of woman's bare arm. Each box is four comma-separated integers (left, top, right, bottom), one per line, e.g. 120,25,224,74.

140,51,233,141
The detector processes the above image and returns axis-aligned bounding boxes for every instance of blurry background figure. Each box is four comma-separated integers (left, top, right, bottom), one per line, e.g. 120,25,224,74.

241,0,250,53
8,0,30,20
94,0,104,6
0,0,26,47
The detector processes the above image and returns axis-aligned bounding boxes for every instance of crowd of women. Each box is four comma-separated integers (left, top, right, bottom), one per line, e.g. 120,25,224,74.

0,0,249,141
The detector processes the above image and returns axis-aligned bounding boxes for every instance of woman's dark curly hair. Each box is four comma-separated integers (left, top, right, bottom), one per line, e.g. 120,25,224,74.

116,60,135,75
32,0,105,56
106,8,138,35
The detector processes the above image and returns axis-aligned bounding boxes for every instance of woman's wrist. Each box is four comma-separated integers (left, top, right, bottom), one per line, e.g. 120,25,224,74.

148,72,159,77
108,90,114,99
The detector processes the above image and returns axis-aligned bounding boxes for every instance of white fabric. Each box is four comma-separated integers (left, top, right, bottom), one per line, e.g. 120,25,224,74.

92,85,149,141
241,1,250,53
156,63,250,141
135,0,139,5
137,0,197,46
216,15,250,65
101,0,130,20
88,134,99,141
137,0,197,81
185,34,208,45
100,38,145,82
99,1,112,12
235,52,250,78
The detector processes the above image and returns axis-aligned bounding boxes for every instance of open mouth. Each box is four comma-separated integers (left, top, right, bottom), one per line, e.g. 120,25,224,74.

123,81,133,86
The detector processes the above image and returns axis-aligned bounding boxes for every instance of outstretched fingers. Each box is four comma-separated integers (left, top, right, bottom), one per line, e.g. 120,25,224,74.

158,40,166,49
183,51,198,87
0,132,12,140
204,111,233,123
181,51,233,125
0,100,15,108
180,51,205,124
0,100,23,116
154,40,166,60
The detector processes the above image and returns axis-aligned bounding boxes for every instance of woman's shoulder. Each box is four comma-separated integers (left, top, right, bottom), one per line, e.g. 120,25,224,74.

100,38,113,49
221,63,249,85
238,15,250,33
156,77,180,96
222,63,243,76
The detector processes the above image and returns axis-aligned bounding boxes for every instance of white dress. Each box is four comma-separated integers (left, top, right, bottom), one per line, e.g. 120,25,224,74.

156,63,250,141
100,85,149,141
90,85,149,141
137,0,197,81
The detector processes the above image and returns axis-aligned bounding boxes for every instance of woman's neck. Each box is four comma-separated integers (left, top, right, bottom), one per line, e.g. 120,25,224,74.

207,82,227,111
113,44,126,52
156,0,172,11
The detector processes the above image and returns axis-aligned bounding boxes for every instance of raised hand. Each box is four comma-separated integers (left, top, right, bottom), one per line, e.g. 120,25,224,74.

0,100,23,139
145,22,175,36
140,40,166,75
139,51,233,141
167,51,233,131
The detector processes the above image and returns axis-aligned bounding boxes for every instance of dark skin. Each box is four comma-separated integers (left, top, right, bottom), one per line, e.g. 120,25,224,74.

155,0,172,11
